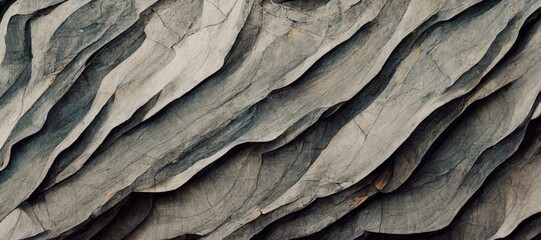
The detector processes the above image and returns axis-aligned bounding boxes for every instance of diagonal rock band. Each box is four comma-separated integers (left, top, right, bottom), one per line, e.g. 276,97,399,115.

0,0,540,239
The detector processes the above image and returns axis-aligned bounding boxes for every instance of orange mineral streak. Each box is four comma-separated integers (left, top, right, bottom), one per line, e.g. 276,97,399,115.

374,168,392,191
47,75,57,86
287,28,295,37
307,162,318,171
48,62,69,85
114,91,119,102
348,195,368,205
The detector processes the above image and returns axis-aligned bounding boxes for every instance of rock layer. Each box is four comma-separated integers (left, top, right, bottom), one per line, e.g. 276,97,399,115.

1,0,541,239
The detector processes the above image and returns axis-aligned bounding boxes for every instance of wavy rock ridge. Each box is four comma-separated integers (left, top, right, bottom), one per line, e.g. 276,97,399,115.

1,0,541,239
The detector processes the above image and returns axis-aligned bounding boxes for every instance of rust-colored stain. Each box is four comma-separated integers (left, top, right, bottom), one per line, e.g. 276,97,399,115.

114,90,129,102
352,195,368,204
47,76,57,86
287,28,295,38
374,168,392,190
48,64,67,86
54,67,63,75
114,92,119,102
170,159,178,164
307,162,318,171
106,191,115,197
248,209,260,220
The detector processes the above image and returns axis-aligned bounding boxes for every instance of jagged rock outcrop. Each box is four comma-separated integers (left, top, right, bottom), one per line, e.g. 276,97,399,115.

1,0,541,239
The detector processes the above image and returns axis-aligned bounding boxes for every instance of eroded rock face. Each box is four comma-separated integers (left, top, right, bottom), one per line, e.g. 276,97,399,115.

0,0,540,239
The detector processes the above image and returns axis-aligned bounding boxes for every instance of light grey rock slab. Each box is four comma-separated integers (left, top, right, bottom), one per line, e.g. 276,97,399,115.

136,0,386,193
38,12,152,191
425,120,541,240
1,0,541,239
0,0,65,99
309,66,541,237
64,197,128,240
0,0,157,222
0,204,43,240
31,0,382,210
384,0,541,192
254,165,390,240
49,0,248,186
146,0,484,195
261,0,531,216
0,0,156,171
0,2,386,237
125,109,345,239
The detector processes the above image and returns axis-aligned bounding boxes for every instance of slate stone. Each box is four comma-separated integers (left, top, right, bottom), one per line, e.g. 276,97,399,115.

0,0,541,239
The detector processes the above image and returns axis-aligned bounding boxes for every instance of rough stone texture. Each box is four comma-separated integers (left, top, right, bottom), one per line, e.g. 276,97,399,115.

0,0,541,239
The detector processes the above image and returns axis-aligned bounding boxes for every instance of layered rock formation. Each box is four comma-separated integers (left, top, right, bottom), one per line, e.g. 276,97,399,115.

0,0,541,239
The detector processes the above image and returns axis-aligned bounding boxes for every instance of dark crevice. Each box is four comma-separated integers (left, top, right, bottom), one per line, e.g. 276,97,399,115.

504,207,541,239
28,7,154,195
271,0,330,11
0,0,15,23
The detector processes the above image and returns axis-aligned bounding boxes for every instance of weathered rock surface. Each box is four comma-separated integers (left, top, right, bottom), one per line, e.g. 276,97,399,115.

0,0,541,239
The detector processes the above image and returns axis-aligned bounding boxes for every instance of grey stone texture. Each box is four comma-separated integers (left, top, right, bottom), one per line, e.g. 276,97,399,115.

0,0,541,239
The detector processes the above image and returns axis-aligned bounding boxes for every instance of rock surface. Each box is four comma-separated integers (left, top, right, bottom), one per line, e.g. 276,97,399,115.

0,0,541,239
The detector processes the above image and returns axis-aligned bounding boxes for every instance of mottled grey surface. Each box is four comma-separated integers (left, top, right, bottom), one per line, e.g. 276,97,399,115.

0,0,541,239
